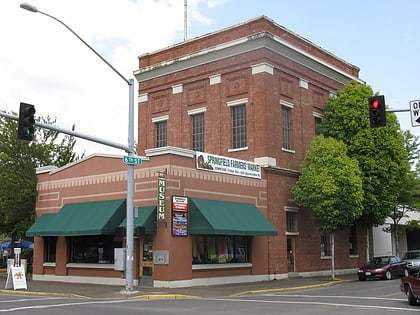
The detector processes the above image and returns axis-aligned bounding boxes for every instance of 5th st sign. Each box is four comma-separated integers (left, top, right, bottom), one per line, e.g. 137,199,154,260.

409,100,420,127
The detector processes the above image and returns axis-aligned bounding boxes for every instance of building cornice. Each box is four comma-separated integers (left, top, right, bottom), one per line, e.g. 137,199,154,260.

134,31,362,86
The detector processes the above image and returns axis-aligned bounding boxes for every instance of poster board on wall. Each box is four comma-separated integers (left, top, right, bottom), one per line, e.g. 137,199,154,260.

171,196,189,236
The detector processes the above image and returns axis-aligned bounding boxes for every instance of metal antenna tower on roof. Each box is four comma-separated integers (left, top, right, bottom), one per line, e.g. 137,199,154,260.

184,0,188,41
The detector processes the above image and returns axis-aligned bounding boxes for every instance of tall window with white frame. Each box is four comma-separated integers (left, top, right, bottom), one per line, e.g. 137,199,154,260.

281,101,293,150
192,113,204,152
286,211,296,233
231,104,247,149
156,120,167,147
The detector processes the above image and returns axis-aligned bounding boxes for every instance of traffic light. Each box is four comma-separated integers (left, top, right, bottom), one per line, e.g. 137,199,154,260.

368,95,386,128
18,102,36,141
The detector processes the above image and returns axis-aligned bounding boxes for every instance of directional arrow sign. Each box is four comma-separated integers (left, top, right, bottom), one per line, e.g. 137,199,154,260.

123,156,142,165
409,100,420,127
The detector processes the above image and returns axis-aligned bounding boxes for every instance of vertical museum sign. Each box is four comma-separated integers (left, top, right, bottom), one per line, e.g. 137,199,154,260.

157,176,166,221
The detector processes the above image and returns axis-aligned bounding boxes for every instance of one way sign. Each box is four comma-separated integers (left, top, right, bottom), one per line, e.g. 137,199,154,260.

409,100,420,127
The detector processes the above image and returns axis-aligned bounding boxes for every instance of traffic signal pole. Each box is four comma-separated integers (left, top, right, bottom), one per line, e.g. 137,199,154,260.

19,2,136,292
0,111,129,152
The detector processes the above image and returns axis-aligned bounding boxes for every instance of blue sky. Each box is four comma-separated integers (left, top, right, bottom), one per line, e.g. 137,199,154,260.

1,0,419,155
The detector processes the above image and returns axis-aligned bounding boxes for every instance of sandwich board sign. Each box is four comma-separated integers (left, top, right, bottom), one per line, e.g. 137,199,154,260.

4,248,27,290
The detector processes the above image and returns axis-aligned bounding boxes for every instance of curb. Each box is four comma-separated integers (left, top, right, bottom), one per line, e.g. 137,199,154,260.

0,277,351,300
229,278,347,297
0,289,88,299
132,294,200,300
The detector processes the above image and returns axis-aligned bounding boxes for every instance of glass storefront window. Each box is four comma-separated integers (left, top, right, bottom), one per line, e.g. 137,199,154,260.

192,235,249,264
69,235,122,264
44,236,57,263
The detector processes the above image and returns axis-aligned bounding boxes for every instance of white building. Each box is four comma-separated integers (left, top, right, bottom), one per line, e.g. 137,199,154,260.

371,210,420,258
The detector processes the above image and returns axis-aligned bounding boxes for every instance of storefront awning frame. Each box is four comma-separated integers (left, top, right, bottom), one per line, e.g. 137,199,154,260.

189,198,277,236
26,199,126,237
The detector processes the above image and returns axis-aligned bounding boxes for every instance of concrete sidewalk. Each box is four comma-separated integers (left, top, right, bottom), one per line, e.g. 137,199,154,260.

0,273,358,299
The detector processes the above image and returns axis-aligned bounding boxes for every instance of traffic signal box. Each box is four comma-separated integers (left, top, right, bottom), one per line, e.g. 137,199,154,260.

369,95,386,128
18,102,36,141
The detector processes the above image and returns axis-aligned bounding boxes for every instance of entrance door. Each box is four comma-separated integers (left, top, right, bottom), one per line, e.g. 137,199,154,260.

139,235,153,286
287,237,295,272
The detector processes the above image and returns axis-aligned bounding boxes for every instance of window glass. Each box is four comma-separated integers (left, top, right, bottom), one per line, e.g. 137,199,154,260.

320,232,330,257
349,225,358,255
286,211,298,233
156,121,167,147
69,235,122,264
44,236,57,263
282,106,291,149
192,113,204,151
314,116,322,135
192,235,249,264
232,105,247,149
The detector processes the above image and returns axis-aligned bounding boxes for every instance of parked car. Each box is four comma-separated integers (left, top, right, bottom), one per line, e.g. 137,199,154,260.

403,250,420,275
400,271,420,305
358,255,408,281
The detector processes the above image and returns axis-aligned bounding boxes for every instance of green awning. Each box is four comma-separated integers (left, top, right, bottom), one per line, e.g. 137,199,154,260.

26,213,58,237
120,206,156,234
26,199,126,236
189,198,277,236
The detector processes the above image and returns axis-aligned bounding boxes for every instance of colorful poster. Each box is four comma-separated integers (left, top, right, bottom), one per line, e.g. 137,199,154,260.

172,211,188,236
172,196,189,211
172,196,189,236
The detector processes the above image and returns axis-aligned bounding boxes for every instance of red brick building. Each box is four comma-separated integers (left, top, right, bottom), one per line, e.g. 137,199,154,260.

28,16,366,287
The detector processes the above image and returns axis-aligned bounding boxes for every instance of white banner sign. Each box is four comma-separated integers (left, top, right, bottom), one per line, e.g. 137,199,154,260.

196,151,261,179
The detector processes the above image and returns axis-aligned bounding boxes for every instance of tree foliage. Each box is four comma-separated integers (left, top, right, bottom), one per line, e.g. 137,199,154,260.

291,135,363,232
398,131,420,210
387,131,420,255
0,111,83,240
319,80,410,227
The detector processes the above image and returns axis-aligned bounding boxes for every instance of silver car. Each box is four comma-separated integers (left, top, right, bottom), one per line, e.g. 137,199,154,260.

403,250,420,274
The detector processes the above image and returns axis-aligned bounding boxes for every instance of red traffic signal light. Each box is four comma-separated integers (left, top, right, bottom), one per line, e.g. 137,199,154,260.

18,102,36,141
368,95,386,128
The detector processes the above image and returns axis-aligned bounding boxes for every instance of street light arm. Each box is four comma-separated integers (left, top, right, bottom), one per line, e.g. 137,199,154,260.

19,2,136,292
20,2,131,86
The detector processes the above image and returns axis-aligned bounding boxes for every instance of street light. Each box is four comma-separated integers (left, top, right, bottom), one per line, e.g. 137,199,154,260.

20,2,136,292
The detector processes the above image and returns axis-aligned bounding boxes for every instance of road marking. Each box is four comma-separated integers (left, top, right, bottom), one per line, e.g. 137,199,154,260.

208,297,420,312
379,291,402,298
0,299,132,312
263,294,405,301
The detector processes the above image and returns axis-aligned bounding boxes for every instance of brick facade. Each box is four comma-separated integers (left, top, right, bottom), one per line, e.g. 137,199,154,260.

31,16,366,287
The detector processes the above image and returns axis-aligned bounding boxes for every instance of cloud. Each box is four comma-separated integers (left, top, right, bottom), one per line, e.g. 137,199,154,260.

0,0,215,155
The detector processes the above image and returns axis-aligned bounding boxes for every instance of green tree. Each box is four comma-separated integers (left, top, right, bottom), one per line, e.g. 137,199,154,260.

319,80,408,228
0,111,83,242
386,131,420,256
291,135,363,278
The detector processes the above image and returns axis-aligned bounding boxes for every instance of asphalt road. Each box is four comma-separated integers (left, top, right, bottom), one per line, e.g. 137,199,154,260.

0,278,418,314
